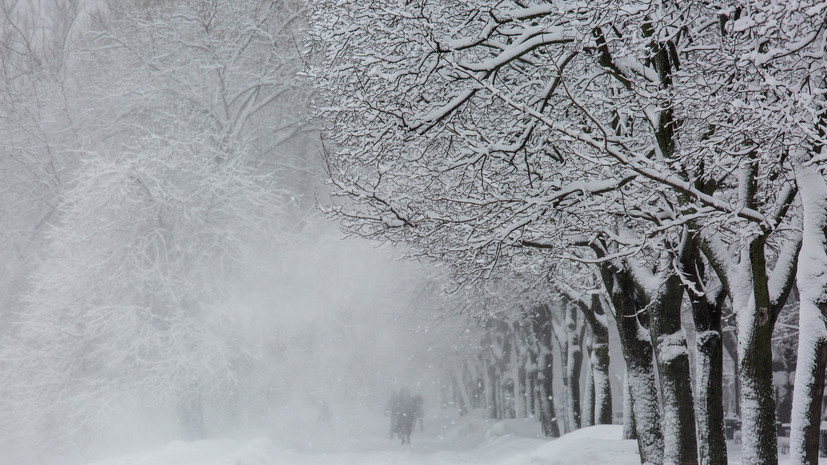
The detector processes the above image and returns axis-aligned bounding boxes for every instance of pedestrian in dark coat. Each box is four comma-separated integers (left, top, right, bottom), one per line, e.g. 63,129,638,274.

395,388,416,444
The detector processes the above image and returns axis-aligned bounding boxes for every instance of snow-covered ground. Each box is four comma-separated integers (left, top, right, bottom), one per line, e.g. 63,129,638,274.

81,410,825,465
81,408,639,465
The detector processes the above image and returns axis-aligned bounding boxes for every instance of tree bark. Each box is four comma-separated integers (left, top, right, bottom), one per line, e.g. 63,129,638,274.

515,344,528,418
789,160,827,465
484,357,498,419
592,336,613,425
565,304,583,430
738,306,778,465
538,347,560,437
564,291,613,425
531,304,560,437
623,371,637,440
583,332,595,428
586,238,664,463
722,324,740,417
551,307,571,433
735,232,798,465
646,262,698,465
605,268,664,465
527,349,537,417
683,240,727,465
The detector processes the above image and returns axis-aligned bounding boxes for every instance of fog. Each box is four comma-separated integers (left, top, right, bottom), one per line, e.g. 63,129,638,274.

1,216,463,464
116,230,457,460
0,2,470,462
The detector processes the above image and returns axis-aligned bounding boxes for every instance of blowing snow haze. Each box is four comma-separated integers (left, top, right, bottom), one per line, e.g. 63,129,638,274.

0,0,452,463
4,1,827,465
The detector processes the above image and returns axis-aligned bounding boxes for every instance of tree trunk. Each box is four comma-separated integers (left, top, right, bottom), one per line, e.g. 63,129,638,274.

648,266,699,465
583,333,595,428
565,304,582,430
604,268,664,465
684,240,727,465
592,337,613,425
623,372,637,440
695,322,727,465
538,347,560,437
552,311,571,433
737,232,798,465
722,327,740,417
738,312,778,465
484,359,498,419
455,363,471,415
624,336,664,465
516,348,528,419
579,293,613,425
527,350,537,417
531,304,560,437
789,160,827,465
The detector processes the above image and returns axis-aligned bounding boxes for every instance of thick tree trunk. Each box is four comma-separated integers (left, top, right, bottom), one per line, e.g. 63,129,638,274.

585,294,613,425
564,291,613,426
684,241,727,465
648,267,698,465
455,364,471,415
592,338,613,425
695,325,727,465
538,347,560,437
790,324,827,465
722,327,740,416
790,161,827,465
552,314,571,433
737,232,798,465
602,267,663,465
530,304,559,437
624,339,664,465
623,372,637,440
738,313,778,465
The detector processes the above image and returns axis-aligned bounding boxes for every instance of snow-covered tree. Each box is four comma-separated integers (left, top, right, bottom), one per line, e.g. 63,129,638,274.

310,2,819,465
0,0,313,458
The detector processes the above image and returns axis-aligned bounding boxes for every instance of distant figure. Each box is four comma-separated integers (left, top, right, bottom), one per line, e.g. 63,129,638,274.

395,388,417,444
318,399,332,429
413,393,424,432
386,390,401,440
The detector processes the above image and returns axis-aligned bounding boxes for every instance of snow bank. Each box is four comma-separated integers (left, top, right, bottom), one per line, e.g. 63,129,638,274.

514,425,640,465
485,419,544,440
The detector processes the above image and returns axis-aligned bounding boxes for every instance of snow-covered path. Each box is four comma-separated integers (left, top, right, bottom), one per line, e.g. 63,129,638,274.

82,415,640,465
81,414,826,465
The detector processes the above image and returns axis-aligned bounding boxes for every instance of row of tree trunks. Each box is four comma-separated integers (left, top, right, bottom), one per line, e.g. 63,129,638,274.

563,291,612,427
700,158,800,465
446,287,624,443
